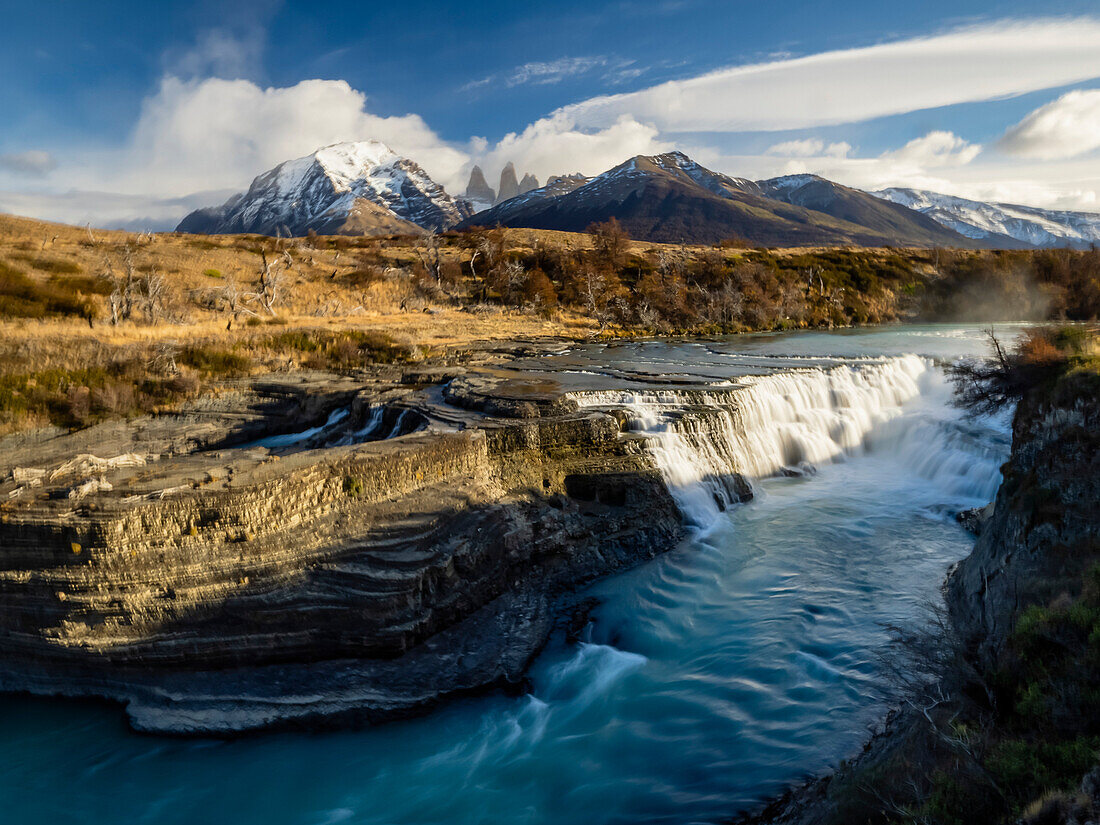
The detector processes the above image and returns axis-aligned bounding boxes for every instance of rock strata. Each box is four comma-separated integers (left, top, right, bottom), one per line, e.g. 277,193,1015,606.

0,359,687,735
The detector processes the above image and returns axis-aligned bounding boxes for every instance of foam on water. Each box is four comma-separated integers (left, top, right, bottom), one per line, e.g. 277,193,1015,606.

574,354,1002,527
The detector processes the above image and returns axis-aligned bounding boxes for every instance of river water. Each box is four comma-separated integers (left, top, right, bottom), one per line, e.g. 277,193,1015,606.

0,325,1019,824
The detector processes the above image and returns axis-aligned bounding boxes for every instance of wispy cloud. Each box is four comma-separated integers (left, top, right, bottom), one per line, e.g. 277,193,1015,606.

462,56,644,92
0,150,57,177
562,18,1100,131
162,27,266,80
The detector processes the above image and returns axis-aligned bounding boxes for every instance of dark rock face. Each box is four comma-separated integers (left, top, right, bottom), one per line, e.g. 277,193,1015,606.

0,363,687,735
465,165,496,207
496,162,521,204
947,384,1100,666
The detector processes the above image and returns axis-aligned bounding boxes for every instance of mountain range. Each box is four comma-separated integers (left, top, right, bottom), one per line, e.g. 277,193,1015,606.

456,155,970,247
177,141,1100,249
870,188,1100,250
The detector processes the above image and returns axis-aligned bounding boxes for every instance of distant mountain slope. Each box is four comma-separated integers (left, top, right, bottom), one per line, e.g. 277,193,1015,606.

871,188,1100,249
460,152,976,247
177,141,469,236
759,174,985,248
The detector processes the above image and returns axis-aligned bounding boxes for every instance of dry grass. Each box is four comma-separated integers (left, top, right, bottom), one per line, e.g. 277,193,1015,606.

0,213,599,434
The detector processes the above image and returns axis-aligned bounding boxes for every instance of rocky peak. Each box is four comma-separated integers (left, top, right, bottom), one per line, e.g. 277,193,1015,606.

518,173,540,195
496,162,520,204
465,165,496,208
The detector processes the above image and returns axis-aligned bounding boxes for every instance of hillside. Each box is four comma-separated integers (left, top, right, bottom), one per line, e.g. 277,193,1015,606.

2,211,1098,437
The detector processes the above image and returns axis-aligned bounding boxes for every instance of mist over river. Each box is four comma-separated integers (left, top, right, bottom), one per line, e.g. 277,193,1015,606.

0,325,1021,825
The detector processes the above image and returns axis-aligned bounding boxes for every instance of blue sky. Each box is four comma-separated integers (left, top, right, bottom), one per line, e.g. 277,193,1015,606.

2,0,1100,228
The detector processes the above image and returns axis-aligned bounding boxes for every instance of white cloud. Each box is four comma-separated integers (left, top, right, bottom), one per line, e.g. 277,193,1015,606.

880,131,982,167
9,17,1100,229
998,89,1100,160
477,112,672,184
116,76,470,196
683,129,1100,211
0,150,57,177
24,75,670,228
766,138,824,156
766,139,850,158
562,18,1100,131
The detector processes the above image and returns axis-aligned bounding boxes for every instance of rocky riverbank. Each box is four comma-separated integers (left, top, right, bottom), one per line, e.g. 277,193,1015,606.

744,338,1100,825
0,348,697,735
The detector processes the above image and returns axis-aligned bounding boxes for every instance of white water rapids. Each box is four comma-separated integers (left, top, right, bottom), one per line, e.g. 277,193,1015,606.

573,354,1003,526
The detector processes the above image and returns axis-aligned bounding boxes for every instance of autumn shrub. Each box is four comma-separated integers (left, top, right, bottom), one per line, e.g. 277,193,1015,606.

178,346,251,376
10,253,83,274
0,260,98,320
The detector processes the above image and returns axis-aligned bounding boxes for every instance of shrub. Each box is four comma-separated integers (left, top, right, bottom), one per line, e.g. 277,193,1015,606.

949,326,1096,415
178,347,251,376
987,738,1100,812
10,253,83,274
0,260,97,320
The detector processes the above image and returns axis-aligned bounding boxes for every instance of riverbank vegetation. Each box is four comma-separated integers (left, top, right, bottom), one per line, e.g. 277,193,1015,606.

2,211,1099,435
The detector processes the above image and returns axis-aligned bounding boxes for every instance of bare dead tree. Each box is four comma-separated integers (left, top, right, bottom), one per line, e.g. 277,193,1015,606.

414,231,444,283
255,249,291,314
141,268,169,324
148,342,180,376
804,265,824,295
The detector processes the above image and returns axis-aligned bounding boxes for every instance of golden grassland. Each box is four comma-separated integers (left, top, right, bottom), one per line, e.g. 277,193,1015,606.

0,213,602,433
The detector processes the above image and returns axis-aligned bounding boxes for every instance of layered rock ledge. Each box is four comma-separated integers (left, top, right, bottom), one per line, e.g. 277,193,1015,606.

0,360,685,735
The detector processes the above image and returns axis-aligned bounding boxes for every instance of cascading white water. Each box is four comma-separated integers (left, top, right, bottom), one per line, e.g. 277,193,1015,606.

573,355,1000,526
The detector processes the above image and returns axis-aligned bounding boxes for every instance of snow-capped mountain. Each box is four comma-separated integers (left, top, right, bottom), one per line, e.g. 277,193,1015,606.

871,188,1100,249
177,141,471,236
758,174,972,247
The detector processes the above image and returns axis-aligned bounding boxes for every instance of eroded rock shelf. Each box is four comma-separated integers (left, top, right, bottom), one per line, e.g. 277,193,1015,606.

0,354,692,734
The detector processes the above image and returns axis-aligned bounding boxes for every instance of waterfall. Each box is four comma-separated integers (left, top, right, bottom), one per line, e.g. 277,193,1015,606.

573,355,1001,526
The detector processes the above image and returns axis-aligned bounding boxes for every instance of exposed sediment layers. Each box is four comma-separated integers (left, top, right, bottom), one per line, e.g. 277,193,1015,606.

0,369,684,734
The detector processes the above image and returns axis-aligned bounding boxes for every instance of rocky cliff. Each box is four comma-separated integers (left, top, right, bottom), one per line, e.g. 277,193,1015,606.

464,165,496,211
947,371,1100,666
0,356,690,735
